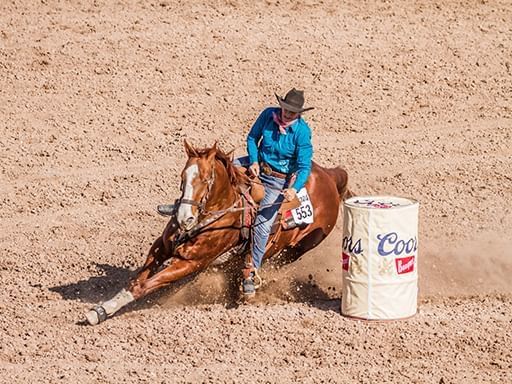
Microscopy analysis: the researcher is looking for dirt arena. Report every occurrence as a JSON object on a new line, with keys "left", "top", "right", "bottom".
{"left": 1, "top": 0, "right": 511, "bottom": 382}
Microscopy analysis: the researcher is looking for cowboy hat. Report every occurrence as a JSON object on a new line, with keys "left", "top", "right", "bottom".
{"left": 275, "top": 88, "right": 314, "bottom": 113}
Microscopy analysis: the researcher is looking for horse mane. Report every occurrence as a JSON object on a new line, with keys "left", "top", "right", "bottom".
{"left": 194, "top": 146, "right": 251, "bottom": 187}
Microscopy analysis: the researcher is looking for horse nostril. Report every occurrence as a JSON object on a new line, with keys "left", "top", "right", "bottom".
{"left": 186, "top": 217, "right": 195, "bottom": 226}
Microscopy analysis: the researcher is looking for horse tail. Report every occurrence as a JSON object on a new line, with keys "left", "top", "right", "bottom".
{"left": 324, "top": 166, "right": 353, "bottom": 201}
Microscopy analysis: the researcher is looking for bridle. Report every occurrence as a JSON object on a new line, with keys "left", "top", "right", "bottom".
{"left": 174, "top": 162, "right": 244, "bottom": 244}
{"left": 178, "top": 164, "right": 286, "bottom": 218}
{"left": 179, "top": 167, "right": 215, "bottom": 217}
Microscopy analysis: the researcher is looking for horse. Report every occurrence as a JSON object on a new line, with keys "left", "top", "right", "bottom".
{"left": 85, "top": 140, "right": 352, "bottom": 325}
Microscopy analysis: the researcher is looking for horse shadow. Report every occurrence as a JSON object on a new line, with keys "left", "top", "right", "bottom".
{"left": 49, "top": 263, "right": 136, "bottom": 304}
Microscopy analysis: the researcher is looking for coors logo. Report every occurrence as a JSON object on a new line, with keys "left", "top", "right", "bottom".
{"left": 342, "top": 252, "right": 350, "bottom": 271}
{"left": 395, "top": 256, "right": 415, "bottom": 274}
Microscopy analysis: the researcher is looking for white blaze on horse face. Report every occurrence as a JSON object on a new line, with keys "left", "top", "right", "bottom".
{"left": 178, "top": 163, "right": 199, "bottom": 228}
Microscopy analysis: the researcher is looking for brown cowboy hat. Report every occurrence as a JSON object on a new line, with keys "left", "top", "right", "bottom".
{"left": 275, "top": 88, "right": 314, "bottom": 113}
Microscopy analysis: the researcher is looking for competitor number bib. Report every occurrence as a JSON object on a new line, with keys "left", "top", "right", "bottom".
{"left": 290, "top": 188, "right": 314, "bottom": 225}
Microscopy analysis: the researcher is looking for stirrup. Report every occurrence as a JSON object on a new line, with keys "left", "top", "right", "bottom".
{"left": 253, "top": 269, "right": 263, "bottom": 290}
{"left": 242, "top": 276, "right": 256, "bottom": 297}
{"left": 157, "top": 204, "right": 175, "bottom": 217}
{"left": 241, "top": 269, "right": 262, "bottom": 297}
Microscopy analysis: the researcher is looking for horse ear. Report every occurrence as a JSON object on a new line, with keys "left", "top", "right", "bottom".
{"left": 226, "top": 149, "right": 235, "bottom": 162}
{"left": 206, "top": 144, "right": 217, "bottom": 162}
{"left": 184, "top": 139, "right": 198, "bottom": 157}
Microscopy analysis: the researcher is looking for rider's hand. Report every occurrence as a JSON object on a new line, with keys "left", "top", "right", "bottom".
{"left": 282, "top": 188, "right": 297, "bottom": 202}
{"left": 249, "top": 162, "right": 260, "bottom": 177}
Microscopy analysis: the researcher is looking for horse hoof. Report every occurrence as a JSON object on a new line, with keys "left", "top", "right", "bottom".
{"left": 85, "top": 305, "right": 107, "bottom": 325}
{"left": 85, "top": 310, "right": 99, "bottom": 325}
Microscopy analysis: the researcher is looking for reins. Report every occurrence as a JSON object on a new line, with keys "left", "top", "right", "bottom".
{"left": 175, "top": 183, "right": 284, "bottom": 244}
{"left": 174, "top": 157, "right": 287, "bottom": 244}
{"left": 206, "top": 200, "right": 283, "bottom": 216}
{"left": 175, "top": 188, "right": 247, "bottom": 243}
{"left": 199, "top": 175, "right": 289, "bottom": 216}
{"left": 179, "top": 169, "right": 284, "bottom": 217}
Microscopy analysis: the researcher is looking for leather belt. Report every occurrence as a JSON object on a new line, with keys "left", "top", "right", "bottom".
{"left": 260, "top": 162, "right": 288, "bottom": 179}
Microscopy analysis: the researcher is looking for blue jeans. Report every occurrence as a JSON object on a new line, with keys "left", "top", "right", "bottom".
{"left": 234, "top": 156, "right": 288, "bottom": 269}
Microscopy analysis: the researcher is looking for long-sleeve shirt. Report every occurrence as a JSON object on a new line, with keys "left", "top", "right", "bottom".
{"left": 247, "top": 107, "right": 313, "bottom": 191}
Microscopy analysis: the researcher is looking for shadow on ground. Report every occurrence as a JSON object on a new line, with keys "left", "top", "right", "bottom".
{"left": 49, "top": 263, "right": 135, "bottom": 304}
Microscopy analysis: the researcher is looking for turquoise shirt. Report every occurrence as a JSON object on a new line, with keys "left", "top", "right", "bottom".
{"left": 247, "top": 107, "right": 313, "bottom": 191}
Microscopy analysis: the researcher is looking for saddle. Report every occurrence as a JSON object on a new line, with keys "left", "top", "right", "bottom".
{"left": 238, "top": 166, "right": 300, "bottom": 208}
{"left": 238, "top": 167, "right": 301, "bottom": 240}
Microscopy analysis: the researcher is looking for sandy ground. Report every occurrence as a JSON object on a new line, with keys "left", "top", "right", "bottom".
{"left": 1, "top": 0, "right": 512, "bottom": 382}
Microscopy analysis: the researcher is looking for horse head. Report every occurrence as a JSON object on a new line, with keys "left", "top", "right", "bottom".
{"left": 176, "top": 140, "right": 219, "bottom": 230}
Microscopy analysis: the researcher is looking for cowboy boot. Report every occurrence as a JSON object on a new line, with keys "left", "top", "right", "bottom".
{"left": 242, "top": 266, "right": 256, "bottom": 297}
{"left": 157, "top": 204, "right": 175, "bottom": 216}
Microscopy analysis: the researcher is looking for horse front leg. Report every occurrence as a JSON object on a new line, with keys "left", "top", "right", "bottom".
{"left": 129, "top": 257, "right": 206, "bottom": 299}
{"left": 84, "top": 236, "right": 170, "bottom": 325}
{"left": 87, "top": 258, "right": 206, "bottom": 324}
{"left": 131, "top": 236, "right": 168, "bottom": 285}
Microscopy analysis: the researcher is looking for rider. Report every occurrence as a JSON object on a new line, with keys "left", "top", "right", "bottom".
{"left": 236, "top": 88, "right": 314, "bottom": 296}
{"left": 156, "top": 88, "right": 314, "bottom": 297}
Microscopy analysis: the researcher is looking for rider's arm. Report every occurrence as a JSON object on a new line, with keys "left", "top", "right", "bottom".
{"left": 292, "top": 124, "right": 313, "bottom": 191}
{"left": 247, "top": 108, "right": 271, "bottom": 164}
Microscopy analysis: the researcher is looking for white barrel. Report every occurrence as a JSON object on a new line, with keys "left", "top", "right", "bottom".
{"left": 341, "top": 196, "right": 419, "bottom": 320}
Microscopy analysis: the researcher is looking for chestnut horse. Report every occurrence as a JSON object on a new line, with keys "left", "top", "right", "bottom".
{"left": 85, "top": 141, "right": 351, "bottom": 325}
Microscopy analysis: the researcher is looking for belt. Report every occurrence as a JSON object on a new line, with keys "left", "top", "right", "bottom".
{"left": 260, "top": 162, "right": 288, "bottom": 179}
